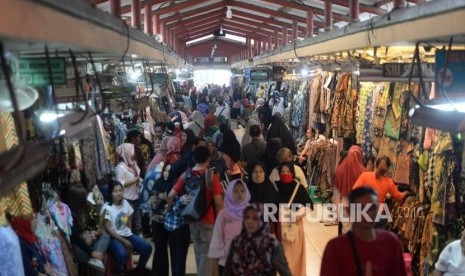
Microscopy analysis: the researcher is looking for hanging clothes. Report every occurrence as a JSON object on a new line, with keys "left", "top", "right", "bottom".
{"left": 0, "top": 225, "right": 25, "bottom": 276}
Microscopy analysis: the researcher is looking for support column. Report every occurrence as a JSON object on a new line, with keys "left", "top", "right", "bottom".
{"left": 394, "top": 0, "right": 406, "bottom": 9}
{"left": 144, "top": 2, "right": 153, "bottom": 35}
{"left": 325, "top": 0, "right": 333, "bottom": 32}
{"left": 274, "top": 30, "right": 279, "bottom": 49}
{"left": 282, "top": 26, "right": 288, "bottom": 45}
{"left": 110, "top": 0, "right": 121, "bottom": 17}
{"left": 306, "top": 10, "right": 314, "bottom": 37}
{"left": 350, "top": 0, "right": 359, "bottom": 22}
{"left": 153, "top": 13, "right": 160, "bottom": 34}
{"left": 131, "top": 0, "right": 140, "bottom": 28}
{"left": 292, "top": 20, "right": 298, "bottom": 40}
{"left": 268, "top": 35, "right": 273, "bottom": 50}
{"left": 160, "top": 23, "right": 165, "bottom": 43}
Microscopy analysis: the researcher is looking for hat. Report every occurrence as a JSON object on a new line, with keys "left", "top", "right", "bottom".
{"left": 204, "top": 114, "right": 218, "bottom": 127}
{"left": 0, "top": 80, "right": 39, "bottom": 112}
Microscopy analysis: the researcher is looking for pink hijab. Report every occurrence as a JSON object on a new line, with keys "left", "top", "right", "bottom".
{"left": 116, "top": 143, "right": 140, "bottom": 176}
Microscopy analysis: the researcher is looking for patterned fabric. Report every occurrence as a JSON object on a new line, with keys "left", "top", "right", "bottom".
{"left": 378, "top": 136, "right": 399, "bottom": 170}
{"left": 342, "top": 75, "right": 357, "bottom": 138}
{"left": 0, "top": 112, "right": 33, "bottom": 226}
{"left": 330, "top": 73, "right": 350, "bottom": 135}
{"left": 384, "top": 83, "right": 403, "bottom": 140}
{"left": 164, "top": 196, "right": 186, "bottom": 231}
{"left": 371, "top": 83, "right": 389, "bottom": 152}
{"left": 95, "top": 116, "right": 111, "bottom": 180}
{"left": 356, "top": 83, "right": 373, "bottom": 144}
{"left": 80, "top": 121, "right": 98, "bottom": 189}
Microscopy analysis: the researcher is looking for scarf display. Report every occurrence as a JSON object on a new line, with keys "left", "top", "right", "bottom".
{"left": 224, "top": 179, "right": 251, "bottom": 221}
{"left": 229, "top": 203, "right": 279, "bottom": 275}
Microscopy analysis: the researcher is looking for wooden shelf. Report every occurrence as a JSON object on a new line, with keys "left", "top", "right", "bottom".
{"left": 0, "top": 0, "right": 184, "bottom": 66}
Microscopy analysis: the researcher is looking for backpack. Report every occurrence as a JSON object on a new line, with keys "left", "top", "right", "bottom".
{"left": 181, "top": 169, "right": 214, "bottom": 221}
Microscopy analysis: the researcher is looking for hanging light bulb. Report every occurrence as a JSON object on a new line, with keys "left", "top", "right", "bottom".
{"left": 226, "top": 6, "right": 233, "bottom": 19}
{"left": 219, "top": 25, "right": 224, "bottom": 35}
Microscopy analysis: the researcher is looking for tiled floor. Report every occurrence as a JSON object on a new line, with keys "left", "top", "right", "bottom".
{"left": 141, "top": 203, "right": 337, "bottom": 276}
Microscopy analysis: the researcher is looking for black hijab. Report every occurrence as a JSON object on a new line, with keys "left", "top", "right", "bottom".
{"left": 275, "top": 161, "right": 312, "bottom": 208}
{"left": 267, "top": 114, "right": 296, "bottom": 154}
{"left": 247, "top": 162, "right": 280, "bottom": 205}
{"left": 219, "top": 126, "right": 241, "bottom": 163}
{"left": 260, "top": 138, "right": 282, "bottom": 174}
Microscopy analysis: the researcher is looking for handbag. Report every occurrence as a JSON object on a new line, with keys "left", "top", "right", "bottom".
{"left": 281, "top": 182, "right": 300, "bottom": 242}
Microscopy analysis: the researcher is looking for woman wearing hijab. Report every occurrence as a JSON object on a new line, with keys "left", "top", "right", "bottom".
{"left": 260, "top": 138, "right": 282, "bottom": 174}
{"left": 240, "top": 109, "right": 262, "bottom": 148}
{"left": 196, "top": 95, "right": 210, "bottom": 117}
{"left": 333, "top": 145, "right": 366, "bottom": 233}
{"left": 223, "top": 203, "right": 292, "bottom": 276}
{"left": 115, "top": 143, "right": 143, "bottom": 235}
{"left": 208, "top": 179, "right": 251, "bottom": 276}
{"left": 276, "top": 161, "right": 312, "bottom": 276}
{"left": 183, "top": 111, "right": 204, "bottom": 137}
{"left": 257, "top": 105, "right": 273, "bottom": 138}
{"left": 247, "top": 162, "right": 282, "bottom": 241}
{"left": 218, "top": 125, "right": 242, "bottom": 179}
{"left": 267, "top": 114, "right": 296, "bottom": 154}
{"left": 190, "top": 88, "right": 198, "bottom": 111}
{"left": 147, "top": 122, "right": 181, "bottom": 171}
{"left": 202, "top": 113, "right": 221, "bottom": 144}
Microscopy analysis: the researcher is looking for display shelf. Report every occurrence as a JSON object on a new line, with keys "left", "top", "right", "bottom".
{"left": 0, "top": 0, "right": 184, "bottom": 66}
{"left": 232, "top": 0, "right": 465, "bottom": 67}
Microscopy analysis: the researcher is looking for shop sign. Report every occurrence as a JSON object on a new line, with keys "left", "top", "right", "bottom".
{"left": 382, "top": 63, "right": 435, "bottom": 78}
{"left": 250, "top": 68, "right": 269, "bottom": 82}
{"left": 435, "top": 50, "right": 465, "bottom": 95}
{"left": 18, "top": 58, "right": 66, "bottom": 86}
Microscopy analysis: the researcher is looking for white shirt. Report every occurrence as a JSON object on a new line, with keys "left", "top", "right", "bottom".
{"left": 435, "top": 240, "right": 465, "bottom": 275}
{"left": 102, "top": 199, "right": 134, "bottom": 237}
{"left": 114, "top": 162, "right": 140, "bottom": 201}
{"left": 269, "top": 165, "right": 308, "bottom": 188}
{"left": 269, "top": 97, "right": 285, "bottom": 116}
{"left": 215, "top": 104, "right": 231, "bottom": 120}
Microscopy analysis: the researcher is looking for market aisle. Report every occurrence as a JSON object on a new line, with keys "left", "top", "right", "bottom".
{"left": 304, "top": 203, "right": 338, "bottom": 276}
{"left": 143, "top": 203, "right": 337, "bottom": 276}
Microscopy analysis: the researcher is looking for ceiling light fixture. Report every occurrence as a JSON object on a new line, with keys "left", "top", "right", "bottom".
{"left": 226, "top": 6, "right": 233, "bottom": 19}
{"left": 219, "top": 25, "right": 224, "bottom": 35}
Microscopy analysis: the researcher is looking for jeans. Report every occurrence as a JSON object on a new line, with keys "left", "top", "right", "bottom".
{"left": 152, "top": 222, "right": 190, "bottom": 276}
{"left": 72, "top": 233, "right": 110, "bottom": 263}
{"left": 127, "top": 199, "right": 142, "bottom": 235}
{"left": 189, "top": 222, "right": 213, "bottom": 275}
{"left": 167, "top": 224, "right": 190, "bottom": 276}
{"left": 108, "top": 235, "right": 152, "bottom": 274}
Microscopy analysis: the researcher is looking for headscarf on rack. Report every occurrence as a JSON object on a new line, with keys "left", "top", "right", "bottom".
{"left": 333, "top": 145, "right": 366, "bottom": 197}
{"left": 224, "top": 179, "right": 251, "bottom": 221}
{"left": 267, "top": 114, "right": 296, "bottom": 154}
{"left": 227, "top": 203, "right": 280, "bottom": 275}
{"left": 115, "top": 143, "right": 141, "bottom": 177}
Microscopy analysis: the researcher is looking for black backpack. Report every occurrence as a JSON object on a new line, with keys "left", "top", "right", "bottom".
{"left": 180, "top": 169, "right": 214, "bottom": 221}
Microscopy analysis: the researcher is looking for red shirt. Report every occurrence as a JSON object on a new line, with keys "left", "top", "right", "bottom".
{"left": 320, "top": 230, "right": 407, "bottom": 276}
{"left": 173, "top": 169, "right": 223, "bottom": 225}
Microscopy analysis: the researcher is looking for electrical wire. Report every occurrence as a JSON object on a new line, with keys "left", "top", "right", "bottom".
{"left": 437, "top": 37, "right": 458, "bottom": 111}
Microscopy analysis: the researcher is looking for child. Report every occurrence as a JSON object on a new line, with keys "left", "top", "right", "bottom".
{"left": 102, "top": 181, "right": 152, "bottom": 274}
{"left": 208, "top": 179, "right": 251, "bottom": 276}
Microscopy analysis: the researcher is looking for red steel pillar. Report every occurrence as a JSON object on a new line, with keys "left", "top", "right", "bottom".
{"left": 306, "top": 10, "right": 314, "bottom": 37}
{"left": 110, "top": 0, "right": 121, "bottom": 17}
{"left": 144, "top": 2, "right": 153, "bottom": 35}
{"left": 350, "top": 0, "right": 360, "bottom": 22}
{"left": 325, "top": 0, "right": 332, "bottom": 32}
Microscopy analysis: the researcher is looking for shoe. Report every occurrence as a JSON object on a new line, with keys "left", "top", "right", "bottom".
{"left": 88, "top": 258, "right": 104, "bottom": 272}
